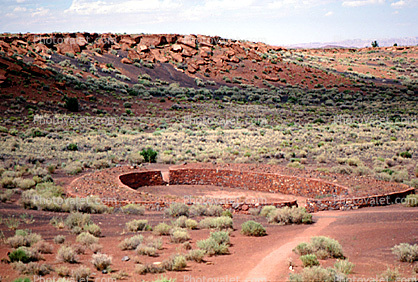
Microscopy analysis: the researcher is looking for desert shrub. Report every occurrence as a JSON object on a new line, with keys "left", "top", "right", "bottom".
{"left": 334, "top": 259, "right": 355, "bottom": 274}
{"left": 140, "top": 148, "right": 158, "bottom": 163}
{"left": 119, "top": 234, "right": 144, "bottom": 250}
{"left": 268, "top": 206, "right": 312, "bottom": 225}
{"left": 54, "top": 235, "right": 65, "bottom": 244}
{"left": 165, "top": 203, "right": 189, "bottom": 217}
{"left": 154, "top": 223, "right": 172, "bottom": 235}
{"left": 83, "top": 223, "right": 101, "bottom": 237}
{"left": 12, "top": 278, "right": 31, "bottom": 282}
{"left": 170, "top": 229, "right": 190, "bottom": 243}
{"left": 121, "top": 203, "right": 145, "bottom": 215}
{"left": 381, "top": 267, "right": 400, "bottom": 282}
{"left": 89, "top": 243, "right": 103, "bottom": 253}
{"left": 56, "top": 265, "right": 71, "bottom": 277}
{"left": 403, "top": 194, "right": 418, "bottom": 207}
{"left": 73, "top": 244, "right": 86, "bottom": 254}
{"left": 185, "top": 219, "right": 198, "bottom": 229}
{"left": 91, "top": 253, "right": 112, "bottom": 271}
{"left": 206, "top": 205, "right": 223, "bottom": 216}
{"left": 50, "top": 217, "right": 65, "bottom": 229}
{"left": 1, "top": 176, "right": 16, "bottom": 188}
{"left": 189, "top": 204, "right": 207, "bottom": 217}
{"left": 72, "top": 266, "right": 91, "bottom": 282}
{"left": 199, "top": 216, "right": 233, "bottom": 230}
{"left": 7, "top": 230, "right": 42, "bottom": 248}
{"left": 289, "top": 266, "right": 334, "bottom": 282}
{"left": 391, "top": 243, "right": 418, "bottom": 262}
{"left": 197, "top": 237, "right": 229, "bottom": 256}
{"left": 76, "top": 232, "right": 98, "bottom": 246}
{"left": 400, "top": 151, "right": 412, "bottom": 158}
{"left": 0, "top": 189, "right": 14, "bottom": 202}
{"left": 294, "top": 236, "right": 344, "bottom": 259}
{"left": 32, "top": 241, "right": 53, "bottom": 254}
{"left": 135, "top": 263, "right": 165, "bottom": 274}
{"left": 186, "top": 249, "right": 206, "bottom": 263}
{"left": 136, "top": 245, "right": 158, "bottom": 257}
{"left": 241, "top": 220, "right": 267, "bottom": 237}
{"left": 125, "top": 219, "right": 152, "bottom": 232}
{"left": 12, "top": 261, "right": 53, "bottom": 276}
{"left": 210, "top": 231, "right": 230, "bottom": 245}
{"left": 173, "top": 215, "right": 188, "bottom": 228}
{"left": 14, "top": 178, "right": 36, "bottom": 190}
{"left": 162, "top": 254, "right": 187, "bottom": 271}
{"left": 221, "top": 209, "right": 233, "bottom": 218}
{"left": 57, "top": 246, "right": 78, "bottom": 263}
{"left": 260, "top": 205, "right": 277, "bottom": 217}
{"left": 300, "top": 254, "right": 320, "bottom": 267}
{"left": 127, "top": 152, "right": 145, "bottom": 164}
{"left": 9, "top": 248, "right": 31, "bottom": 263}
{"left": 143, "top": 236, "right": 163, "bottom": 250}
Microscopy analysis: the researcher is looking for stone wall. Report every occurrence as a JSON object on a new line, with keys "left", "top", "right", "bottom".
{"left": 169, "top": 168, "right": 348, "bottom": 198}
{"left": 306, "top": 187, "right": 415, "bottom": 212}
{"left": 119, "top": 170, "right": 166, "bottom": 189}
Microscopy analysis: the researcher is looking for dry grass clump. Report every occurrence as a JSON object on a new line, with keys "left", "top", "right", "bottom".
{"left": 391, "top": 243, "right": 418, "bottom": 262}
{"left": 125, "top": 219, "right": 152, "bottom": 232}
{"left": 56, "top": 246, "right": 78, "bottom": 263}
{"left": 91, "top": 253, "right": 112, "bottom": 271}
{"left": 241, "top": 220, "right": 267, "bottom": 237}
{"left": 119, "top": 234, "right": 144, "bottom": 250}
{"left": 198, "top": 216, "right": 233, "bottom": 230}
{"left": 121, "top": 203, "right": 145, "bottom": 215}
{"left": 7, "top": 230, "right": 42, "bottom": 248}
{"left": 153, "top": 222, "right": 172, "bottom": 235}
{"left": 76, "top": 232, "right": 99, "bottom": 246}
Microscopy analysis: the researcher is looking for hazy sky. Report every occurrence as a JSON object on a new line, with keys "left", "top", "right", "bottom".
{"left": 0, "top": 0, "right": 417, "bottom": 45}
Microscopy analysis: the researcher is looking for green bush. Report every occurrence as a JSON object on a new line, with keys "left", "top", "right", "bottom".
{"left": 268, "top": 206, "right": 312, "bottom": 225}
{"left": 300, "top": 254, "right": 320, "bottom": 267}
{"left": 391, "top": 243, "right": 418, "bottom": 262}
{"left": 241, "top": 220, "right": 267, "bottom": 237}
{"left": 294, "top": 236, "right": 344, "bottom": 259}
{"left": 9, "top": 248, "right": 30, "bottom": 263}
{"left": 121, "top": 203, "right": 145, "bottom": 215}
{"left": 140, "top": 148, "right": 158, "bottom": 163}
{"left": 165, "top": 203, "right": 189, "bottom": 217}
{"left": 125, "top": 219, "right": 152, "bottom": 232}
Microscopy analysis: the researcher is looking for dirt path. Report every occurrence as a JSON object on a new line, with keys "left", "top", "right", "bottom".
{"left": 244, "top": 215, "right": 338, "bottom": 281}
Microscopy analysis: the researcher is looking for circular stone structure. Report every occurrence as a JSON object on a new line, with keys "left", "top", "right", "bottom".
{"left": 67, "top": 163, "right": 415, "bottom": 213}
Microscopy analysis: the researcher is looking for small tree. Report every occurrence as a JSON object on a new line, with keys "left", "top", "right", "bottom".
{"left": 140, "top": 148, "right": 158, "bottom": 163}
{"left": 371, "top": 41, "right": 379, "bottom": 48}
{"left": 393, "top": 43, "right": 398, "bottom": 47}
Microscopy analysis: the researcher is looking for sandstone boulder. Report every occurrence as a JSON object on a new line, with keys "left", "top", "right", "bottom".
{"left": 178, "top": 35, "right": 197, "bottom": 49}
{"left": 140, "top": 34, "right": 167, "bottom": 47}
{"left": 171, "top": 44, "right": 182, "bottom": 52}
{"left": 121, "top": 58, "right": 133, "bottom": 64}
{"left": 151, "top": 49, "right": 168, "bottom": 63}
